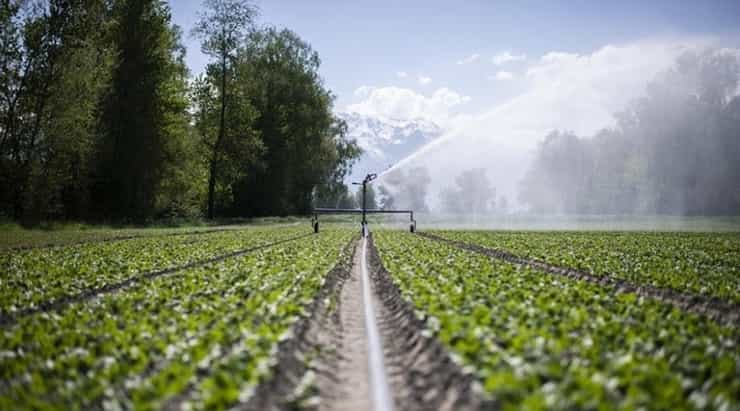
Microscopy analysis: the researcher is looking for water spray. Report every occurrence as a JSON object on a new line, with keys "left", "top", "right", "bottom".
{"left": 311, "top": 172, "right": 417, "bottom": 236}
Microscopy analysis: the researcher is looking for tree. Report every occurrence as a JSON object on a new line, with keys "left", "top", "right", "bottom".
{"left": 355, "top": 184, "right": 377, "bottom": 210}
{"left": 191, "top": 66, "right": 261, "bottom": 217}
{"left": 32, "top": 0, "right": 113, "bottom": 221}
{"left": 439, "top": 168, "right": 496, "bottom": 216}
{"left": 192, "top": 0, "right": 258, "bottom": 219}
{"left": 379, "top": 166, "right": 431, "bottom": 212}
{"left": 377, "top": 184, "right": 395, "bottom": 210}
{"left": 94, "top": 0, "right": 192, "bottom": 221}
{"left": 313, "top": 183, "right": 356, "bottom": 209}
{"left": 519, "top": 49, "right": 740, "bottom": 215}
{"left": 0, "top": 0, "right": 112, "bottom": 223}
{"left": 232, "top": 28, "right": 360, "bottom": 216}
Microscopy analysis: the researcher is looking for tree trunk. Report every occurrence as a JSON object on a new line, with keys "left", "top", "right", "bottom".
{"left": 208, "top": 49, "right": 228, "bottom": 219}
{"left": 207, "top": 154, "right": 217, "bottom": 219}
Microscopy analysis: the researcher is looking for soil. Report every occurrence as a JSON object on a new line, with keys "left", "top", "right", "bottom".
{"left": 245, "top": 234, "right": 488, "bottom": 410}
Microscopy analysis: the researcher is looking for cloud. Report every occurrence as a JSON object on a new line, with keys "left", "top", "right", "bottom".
{"left": 353, "top": 85, "right": 373, "bottom": 99}
{"left": 492, "top": 51, "right": 527, "bottom": 66}
{"left": 381, "top": 38, "right": 715, "bottom": 209}
{"left": 396, "top": 71, "right": 408, "bottom": 78}
{"left": 418, "top": 75, "right": 432, "bottom": 85}
{"left": 345, "top": 86, "right": 471, "bottom": 128}
{"left": 456, "top": 53, "right": 480, "bottom": 65}
{"left": 492, "top": 71, "right": 514, "bottom": 81}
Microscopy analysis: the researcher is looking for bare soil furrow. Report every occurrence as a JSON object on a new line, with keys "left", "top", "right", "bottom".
{"left": 245, "top": 233, "right": 487, "bottom": 411}
{"left": 239, "top": 236, "right": 357, "bottom": 411}
{"left": 368, "top": 235, "right": 490, "bottom": 411}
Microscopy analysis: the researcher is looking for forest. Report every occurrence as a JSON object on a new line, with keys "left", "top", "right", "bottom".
{"left": 519, "top": 50, "right": 740, "bottom": 216}
{"left": 374, "top": 50, "right": 740, "bottom": 218}
{"left": 0, "top": 0, "right": 360, "bottom": 224}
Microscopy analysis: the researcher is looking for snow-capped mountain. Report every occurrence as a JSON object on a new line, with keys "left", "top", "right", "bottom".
{"left": 338, "top": 112, "right": 443, "bottom": 183}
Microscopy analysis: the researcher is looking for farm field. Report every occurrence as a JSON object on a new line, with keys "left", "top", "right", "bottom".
{"left": 0, "top": 224, "right": 738, "bottom": 410}
{"left": 373, "top": 230, "right": 740, "bottom": 410}
{"left": 428, "top": 230, "right": 740, "bottom": 302}
{"left": 0, "top": 224, "right": 355, "bottom": 410}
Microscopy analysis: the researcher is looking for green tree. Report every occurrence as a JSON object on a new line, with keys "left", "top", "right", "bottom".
{"left": 0, "top": 0, "right": 112, "bottom": 223}
{"left": 440, "top": 168, "right": 495, "bottom": 215}
{"left": 191, "top": 66, "right": 261, "bottom": 217}
{"left": 94, "top": 0, "right": 192, "bottom": 221}
{"left": 192, "top": 0, "right": 258, "bottom": 219}
{"left": 233, "top": 27, "right": 361, "bottom": 216}
{"left": 519, "top": 50, "right": 740, "bottom": 215}
{"left": 355, "top": 184, "right": 377, "bottom": 210}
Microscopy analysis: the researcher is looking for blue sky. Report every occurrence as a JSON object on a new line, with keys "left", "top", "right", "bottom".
{"left": 172, "top": 0, "right": 740, "bottom": 111}
{"left": 172, "top": 1, "right": 740, "bottom": 205}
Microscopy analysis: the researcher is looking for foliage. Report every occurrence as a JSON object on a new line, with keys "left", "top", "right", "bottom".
{"left": 520, "top": 50, "right": 740, "bottom": 215}
{"left": 433, "top": 230, "right": 740, "bottom": 302}
{"left": 93, "top": 0, "right": 197, "bottom": 221}
{"left": 355, "top": 183, "right": 377, "bottom": 209}
{"left": 439, "top": 168, "right": 496, "bottom": 214}
{"left": 191, "top": 0, "right": 259, "bottom": 219}
{"left": 0, "top": 0, "right": 113, "bottom": 223}
{"left": 0, "top": 0, "right": 359, "bottom": 224}
{"left": 0, "top": 225, "right": 309, "bottom": 312}
{"left": 314, "top": 182, "right": 357, "bottom": 209}
{"left": 0, "top": 225, "right": 354, "bottom": 409}
{"left": 377, "top": 166, "right": 431, "bottom": 212}
{"left": 229, "top": 27, "right": 360, "bottom": 217}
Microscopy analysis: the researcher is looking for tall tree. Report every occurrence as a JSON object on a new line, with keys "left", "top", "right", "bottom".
{"left": 378, "top": 166, "right": 431, "bottom": 212}
{"left": 0, "top": 0, "right": 111, "bottom": 222}
{"left": 94, "top": 0, "right": 192, "bottom": 221}
{"left": 232, "top": 27, "right": 360, "bottom": 216}
{"left": 519, "top": 49, "right": 740, "bottom": 215}
{"left": 439, "top": 168, "right": 495, "bottom": 215}
{"left": 192, "top": 0, "right": 258, "bottom": 219}
{"left": 356, "top": 184, "right": 377, "bottom": 210}
{"left": 190, "top": 65, "right": 261, "bottom": 217}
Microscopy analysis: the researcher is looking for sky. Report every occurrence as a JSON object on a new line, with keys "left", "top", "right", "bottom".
{"left": 172, "top": 0, "right": 740, "bottom": 111}
{"left": 171, "top": 0, "right": 740, "bottom": 207}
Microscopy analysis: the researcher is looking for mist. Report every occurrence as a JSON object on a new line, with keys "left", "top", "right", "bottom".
{"left": 374, "top": 41, "right": 740, "bottom": 223}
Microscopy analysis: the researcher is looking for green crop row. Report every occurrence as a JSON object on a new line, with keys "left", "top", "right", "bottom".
{"left": 0, "top": 227, "right": 353, "bottom": 410}
{"left": 374, "top": 230, "right": 739, "bottom": 411}
{"left": 431, "top": 230, "right": 740, "bottom": 303}
{"left": 0, "top": 225, "right": 252, "bottom": 251}
{"left": 0, "top": 225, "right": 309, "bottom": 315}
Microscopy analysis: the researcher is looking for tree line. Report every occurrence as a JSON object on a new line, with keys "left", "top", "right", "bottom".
{"left": 0, "top": 0, "right": 360, "bottom": 224}
{"left": 519, "top": 50, "right": 740, "bottom": 215}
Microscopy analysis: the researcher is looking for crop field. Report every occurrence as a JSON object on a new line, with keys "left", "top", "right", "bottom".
{"left": 373, "top": 230, "right": 739, "bottom": 410}
{"left": 0, "top": 224, "right": 738, "bottom": 410}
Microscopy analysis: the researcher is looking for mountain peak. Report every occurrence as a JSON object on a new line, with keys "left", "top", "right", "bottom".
{"left": 337, "top": 111, "right": 443, "bottom": 183}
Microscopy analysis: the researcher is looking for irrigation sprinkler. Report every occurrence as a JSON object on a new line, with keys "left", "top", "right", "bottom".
{"left": 311, "top": 173, "right": 417, "bottom": 236}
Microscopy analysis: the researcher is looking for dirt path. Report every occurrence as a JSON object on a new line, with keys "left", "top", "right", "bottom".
{"left": 323, "top": 237, "right": 379, "bottom": 410}
{"left": 247, "top": 234, "right": 486, "bottom": 410}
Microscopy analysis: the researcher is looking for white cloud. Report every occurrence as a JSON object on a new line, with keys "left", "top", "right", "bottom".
{"left": 418, "top": 75, "right": 432, "bottom": 85}
{"left": 381, "top": 38, "right": 716, "bottom": 209}
{"left": 456, "top": 53, "right": 480, "bottom": 65}
{"left": 493, "top": 51, "right": 527, "bottom": 66}
{"left": 353, "top": 85, "right": 373, "bottom": 99}
{"left": 492, "top": 71, "right": 514, "bottom": 81}
{"left": 345, "top": 86, "right": 471, "bottom": 128}
{"left": 396, "top": 71, "right": 408, "bottom": 78}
